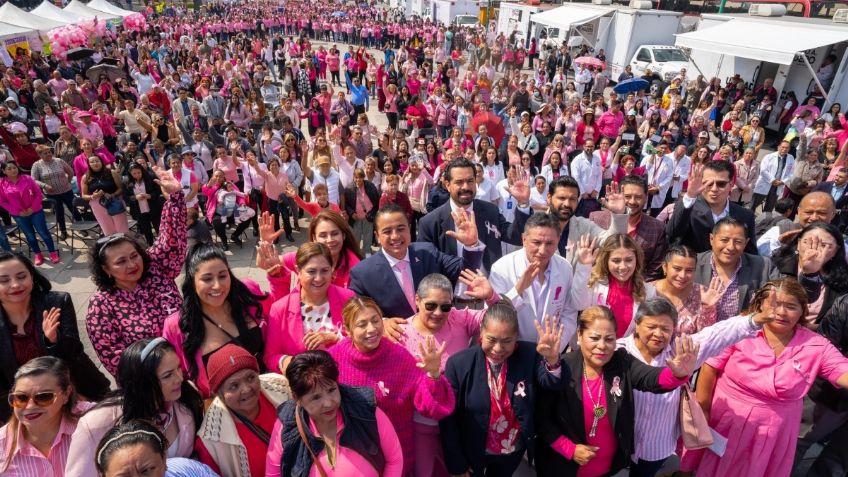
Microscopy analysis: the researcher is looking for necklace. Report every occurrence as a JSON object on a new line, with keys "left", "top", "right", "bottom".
{"left": 583, "top": 365, "right": 606, "bottom": 438}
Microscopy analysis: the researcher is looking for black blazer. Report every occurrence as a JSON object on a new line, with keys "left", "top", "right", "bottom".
{"left": 349, "top": 242, "right": 483, "bottom": 319}
{"left": 343, "top": 181, "right": 380, "bottom": 223}
{"left": 667, "top": 195, "right": 757, "bottom": 255}
{"left": 0, "top": 291, "right": 110, "bottom": 421}
{"left": 417, "top": 199, "right": 530, "bottom": 272}
{"left": 535, "top": 349, "right": 673, "bottom": 477}
{"left": 440, "top": 342, "right": 566, "bottom": 475}
{"left": 124, "top": 173, "right": 164, "bottom": 220}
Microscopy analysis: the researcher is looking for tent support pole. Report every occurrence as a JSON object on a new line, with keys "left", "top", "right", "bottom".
{"left": 799, "top": 53, "right": 831, "bottom": 108}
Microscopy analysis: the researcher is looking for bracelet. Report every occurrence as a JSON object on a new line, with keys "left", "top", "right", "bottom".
{"left": 748, "top": 314, "right": 764, "bottom": 331}
{"left": 545, "top": 360, "right": 562, "bottom": 371}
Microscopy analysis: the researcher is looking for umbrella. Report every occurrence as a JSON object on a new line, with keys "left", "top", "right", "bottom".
{"left": 574, "top": 56, "right": 606, "bottom": 70}
{"left": 66, "top": 47, "right": 95, "bottom": 61}
{"left": 613, "top": 77, "right": 649, "bottom": 94}
{"left": 86, "top": 64, "right": 126, "bottom": 83}
{"left": 331, "top": 10, "right": 347, "bottom": 16}
{"left": 469, "top": 111, "right": 505, "bottom": 148}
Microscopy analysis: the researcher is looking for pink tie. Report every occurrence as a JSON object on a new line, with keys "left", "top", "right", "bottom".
{"left": 395, "top": 260, "right": 416, "bottom": 310}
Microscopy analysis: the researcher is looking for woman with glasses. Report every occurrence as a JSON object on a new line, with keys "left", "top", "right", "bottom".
{"left": 84, "top": 168, "right": 185, "bottom": 376}
{"left": 740, "top": 115, "right": 766, "bottom": 155}
{"left": 65, "top": 337, "right": 204, "bottom": 477}
{"left": 0, "top": 161, "right": 59, "bottom": 265}
{"left": 0, "top": 357, "right": 91, "bottom": 476}
{"left": 0, "top": 252, "right": 108, "bottom": 422}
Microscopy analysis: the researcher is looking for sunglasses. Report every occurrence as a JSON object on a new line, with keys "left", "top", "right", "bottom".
{"left": 707, "top": 180, "right": 730, "bottom": 188}
{"left": 423, "top": 302, "right": 452, "bottom": 313}
{"left": 8, "top": 391, "right": 59, "bottom": 408}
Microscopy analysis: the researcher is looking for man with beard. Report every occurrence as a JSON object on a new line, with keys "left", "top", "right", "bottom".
{"left": 547, "top": 175, "right": 628, "bottom": 266}
{"left": 590, "top": 174, "right": 668, "bottom": 280}
{"left": 417, "top": 158, "right": 531, "bottom": 275}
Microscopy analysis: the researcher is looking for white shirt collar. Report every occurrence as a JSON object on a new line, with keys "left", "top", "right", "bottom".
{"left": 382, "top": 248, "right": 410, "bottom": 268}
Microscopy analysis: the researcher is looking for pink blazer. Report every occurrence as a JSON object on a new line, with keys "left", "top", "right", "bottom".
{"left": 162, "top": 279, "right": 271, "bottom": 398}
{"left": 267, "top": 248, "right": 361, "bottom": 301}
{"left": 263, "top": 284, "right": 355, "bottom": 372}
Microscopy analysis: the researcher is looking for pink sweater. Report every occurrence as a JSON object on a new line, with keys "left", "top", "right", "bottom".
{"left": 263, "top": 284, "right": 355, "bottom": 372}
{"left": 162, "top": 279, "right": 272, "bottom": 398}
{"left": 328, "top": 338, "right": 455, "bottom": 475}
{"left": 0, "top": 175, "right": 42, "bottom": 216}
{"left": 264, "top": 407, "right": 403, "bottom": 477}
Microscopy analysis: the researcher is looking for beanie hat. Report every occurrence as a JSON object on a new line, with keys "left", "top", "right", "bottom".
{"left": 206, "top": 344, "right": 259, "bottom": 393}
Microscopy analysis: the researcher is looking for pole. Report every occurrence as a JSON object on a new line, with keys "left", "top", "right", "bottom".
{"left": 718, "top": 0, "right": 726, "bottom": 13}
{"left": 800, "top": 53, "right": 830, "bottom": 107}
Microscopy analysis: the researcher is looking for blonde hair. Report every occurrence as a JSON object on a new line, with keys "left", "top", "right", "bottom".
{"left": 577, "top": 305, "right": 617, "bottom": 334}
{"left": 589, "top": 234, "right": 647, "bottom": 302}
{"left": 341, "top": 296, "right": 383, "bottom": 332}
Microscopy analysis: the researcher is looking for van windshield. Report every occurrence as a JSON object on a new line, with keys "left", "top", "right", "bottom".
{"left": 653, "top": 49, "right": 688, "bottom": 62}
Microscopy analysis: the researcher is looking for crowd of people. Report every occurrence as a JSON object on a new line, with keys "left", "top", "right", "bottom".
{"left": 0, "top": 0, "right": 847, "bottom": 476}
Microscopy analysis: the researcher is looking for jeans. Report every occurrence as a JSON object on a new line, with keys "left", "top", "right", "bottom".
{"left": 0, "top": 225, "right": 9, "bottom": 251}
{"left": 351, "top": 218, "right": 374, "bottom": 253}
{"left": 14, "top": 210, "right": 55, "bottom": 254}
{"left": 47, "top": 190, "right": 82, "bottom": 233}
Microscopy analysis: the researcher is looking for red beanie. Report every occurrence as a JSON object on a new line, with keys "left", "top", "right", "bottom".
{"left": 206, "top": 344, "right": 260, "bottom": 394}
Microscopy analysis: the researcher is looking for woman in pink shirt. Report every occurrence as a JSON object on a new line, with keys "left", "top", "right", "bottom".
{"left": 535, "top": 305, "right": 697, "bottom": 477}
{"left": 0, "top": 357, "right": 92, "bottom": 476}
{"left": 0, "top": 162, "right": 58, "bottom": 264}
{"left": 265, "top": 350, "right": 404, "bottom": 477}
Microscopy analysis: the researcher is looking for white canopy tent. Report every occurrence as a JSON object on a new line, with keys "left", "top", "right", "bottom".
{"left": 0, "top": 21, "right": 33, "bottom": 39}
{"left": 86, "top": 0, "right": 137, "bottom": 18}
{"left": 63, "top": 0, "right": 120, "bottom": 21}
{"left": 530, "top": 5, "right": 609, "bottom": 31}
{"left": 31, "top": 1, "right": 92, "bottom": 23}
{"left": 674, "top": 19, "right": 848, "bottom": 66}
{"left": 0, "top": 3, "right": 69, "bottom": 32}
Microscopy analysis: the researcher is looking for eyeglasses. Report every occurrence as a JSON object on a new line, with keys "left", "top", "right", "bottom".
{"left": 423, "top": 302, "right": 452, "bottom": 313}
{"left": 8, "top": 391, "right": 58, "bottom": 408}
{"left": 707, "top": 180, "right": 729, "bottom": 189}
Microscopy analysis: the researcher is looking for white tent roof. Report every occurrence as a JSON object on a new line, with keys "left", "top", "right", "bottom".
{"left": 530, "top": 5, "right": 609, "bottom": 30}
{"left": 64, "top": 0, "right": 120, "bottom": 21}
{"left": 31, "top": 1, "right": 91, "bottom": 23}
{"left": 675, "top": 18, "right": 848, "bottom": 65}
{"left": 86, "top": 0, "right": 136, "bottom": 18}
{"left": 0, "top": 21, "right": 33, "bottom": 39}
{"left": 0, "top": 2, "right": 69, "bottom": 32}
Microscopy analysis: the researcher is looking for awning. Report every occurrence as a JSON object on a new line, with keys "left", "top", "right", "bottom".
{"left": 675, "top": 19, "right": 848, "bottom": 65}
{"left": 86, "top": 0, "right": 137, "bottom": 18}
{"left": 530, "top": 5, "right": 608, "bottom": 31}
{"left": 63, "top": 0, "right": 120, "bottom": 20}
{"left": 31, "top": 1, "right": 89, "bottom": 24}
{"left": 0, "top": 2, "right": 69, "bottom": 32}
{"left": 0, "top": 21, "right": 33, "bottom": 39}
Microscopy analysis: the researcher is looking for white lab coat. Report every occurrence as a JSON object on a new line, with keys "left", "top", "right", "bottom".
{"left": 640, "top": 154, "right": 674, "bottom": 209}
{"left": 489, "top": 250, "right": 592, "bottom": 350}
{"left": 667, "top": 153, "right": 691, "bottom": 199}
{"left": 573, "top": 152, "right": 602, "bottom": 197}
{"left": 753, "top": 152, "right": 795, "bottom": 196}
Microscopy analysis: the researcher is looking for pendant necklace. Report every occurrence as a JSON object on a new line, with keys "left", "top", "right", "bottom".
{"left": 584, "top": 365, "right": 606, "bottom": 437}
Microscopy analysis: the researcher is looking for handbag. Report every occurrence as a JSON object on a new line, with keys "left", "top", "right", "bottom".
{"left": 679, "top": 384, "right": 713, "bottom": 449}
{"left": 99, "top": 196, "right": 125, "bottom": 216}
{"left": 295, "top": 405, "right": 330, "bottom": 477}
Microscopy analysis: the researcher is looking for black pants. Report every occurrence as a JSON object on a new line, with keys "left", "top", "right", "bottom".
{"left": 46, "top": 190, "right": 81, "bottom": 233}
{"left": 330, "top": 70, "right": 341, "bottom": 86}
{"left": 752, "top": 186, "right": 779, "bottom": 213}
{"left": 269, "top": 198, "right": 292, "bottom": 238}
{"left": 808, "top": 418, "right": 848, "bottom": 477}
{"left": 353, "top": 103, "right": 366, "bottom": 116}
{"left": 386, "top": 112, "right": 398, "bottom": 130}
{"left": 212, "top": 214, "right": 251, "bottom": 246}
{"left": 136, "top": 211, "right": 155, "bottom": 245}
{"left": 629, "top": 457, "right": 668, "bottom": 477}
{"left": 471, "top": 451, "right": 524, "bottom": 476}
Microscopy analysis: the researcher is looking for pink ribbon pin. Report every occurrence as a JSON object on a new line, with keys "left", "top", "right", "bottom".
{"left": 514, "top": 381, "right": 526, "bottom": 398}
{"left": 611, "top": 376, "right": 622, "bottom": 401}
{"left": 377, "top": 381, "right": 390, "bottom": 397}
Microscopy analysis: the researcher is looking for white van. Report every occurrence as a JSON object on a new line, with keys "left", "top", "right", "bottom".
{"left": 629, "top": 45, "right": 689, "bottom": 81}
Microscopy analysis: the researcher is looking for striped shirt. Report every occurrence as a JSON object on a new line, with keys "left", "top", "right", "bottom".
{"left": 0, "top": 403, "right": 92, "bottom": 476}
{"left": 617, "top": 314, "right": 758, "bottom": 462}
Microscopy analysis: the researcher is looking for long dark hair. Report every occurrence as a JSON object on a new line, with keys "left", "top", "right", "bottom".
{"left": 772, "top": 222, "right": 848, "bottom": 294}
{"left": 179, "top": 243, "right": 266, "bottom": 379}
{"left": 95, "top": 338, "right": 203, "bottom": 433}
{"left": 0, "top": 252, "right": 52, "bottom": 300}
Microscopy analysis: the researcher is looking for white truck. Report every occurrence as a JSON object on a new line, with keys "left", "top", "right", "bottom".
{"left": 627, "top": 45, "right": 691, "bottom": 82}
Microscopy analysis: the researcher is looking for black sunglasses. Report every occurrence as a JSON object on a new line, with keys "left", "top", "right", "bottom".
{"left": 423, "top": 302, "right": 452, "bottom": 313}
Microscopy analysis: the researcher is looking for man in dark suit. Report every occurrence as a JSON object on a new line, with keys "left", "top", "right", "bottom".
{"left": 813, "top": 166, "right": 848, "bottom": 230}
{"left": 590, "top": 174, "right": 667, "bottom": 280}
{"left": 667, "top": 159, "right": 757, "bottom": 254}
{"left": 418, "top": 158, "right": 531, "bottom": 273}
{"left": 349, "top": 204, "right": 485, "bottom": 324}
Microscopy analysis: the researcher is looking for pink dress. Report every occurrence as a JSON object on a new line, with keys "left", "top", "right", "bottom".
{"left": 687, "top": 327, "right": 848, "bottom": 477}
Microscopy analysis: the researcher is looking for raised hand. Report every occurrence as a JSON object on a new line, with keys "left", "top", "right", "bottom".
{"left": 534, "top": 315, "right": 564, "bottom": 366}
{"left": 152, "top": 166, "right": 181, "bottom": 194}
{"left": 445, "top": 208, "right": 479, "bottom": 247}
{"left": 459, "top": 269, "right": 494, "bottom": 301}
{"left": 507, "top": 167, "right": 531, "bottom": 204}
{"left": 255, "top": 240, "right": 281, "bottom": 274}
{"left": 799, "top": 233, "right": 836, "bottom": 274}
{"left": 42, "top": 307, "right": 61, "bottom": 344}
{"left": 416, "top": 335, "right": 446, "bottom": 377}
{"left": 515, "top": 260, "right": 541, "bottom": 296}
{"left": 285, "top": 184, "right": 298, "bottom": 198}
{"left": 258, "top": 211, "right": 285, "bottom": 243}
{"left": 685, "top": 163, "right": 705, "bottom": 199}
{"left": 575, "top": 234, "right": 599, "bottom": 265}
{"left": 666, "top": 334, "right": 701, "bottom": 378}
{"left": 699, "top": 277, "right": 725, "bottom": 309}
{"left": 604, "top": 181, "right": 626, "bottom": 214}
{"left": 753, "top": 289, "right": 778, "bottom": 326}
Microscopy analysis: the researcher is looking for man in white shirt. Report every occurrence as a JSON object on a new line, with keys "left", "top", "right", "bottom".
{"left": 752, "top": 141, "right": 795, "bottom": 213}
{"left": 489, "top": 212, "right": 594, "bottom": 349}
{"left": 571, "top": 139, "right": 602, "bottom": 216}
{"left": 260, "top": 77, "right": 281, "bottom": 108}
{"left": 640, "top": 142, "right": 674, "bottom": 216}
{"left": 336, "top": 145, "right": 365, "bottom": 189}
{"left": 666, "top": 144, "right": 691, "bottom": 205}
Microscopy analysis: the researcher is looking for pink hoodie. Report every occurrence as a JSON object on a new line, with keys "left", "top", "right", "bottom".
{"left": 0, "top": 174, "right": 42, "bottom": 216}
